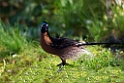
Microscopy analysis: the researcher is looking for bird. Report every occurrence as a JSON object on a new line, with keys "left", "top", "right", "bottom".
{"left": 40, "top": 21, "right": 92, "bottom": 72}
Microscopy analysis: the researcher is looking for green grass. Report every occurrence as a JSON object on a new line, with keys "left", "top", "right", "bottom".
{"left": 0, "top": 24, "right": 124, "bottom": 83}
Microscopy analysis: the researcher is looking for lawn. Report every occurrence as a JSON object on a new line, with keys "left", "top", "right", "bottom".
{"left": 0, "top": 24, "right": 124, "bottom": 83}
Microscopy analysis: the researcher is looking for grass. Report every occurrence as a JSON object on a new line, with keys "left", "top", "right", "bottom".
{"left": 0, "top": 23, "right": 124, "bottom": 83}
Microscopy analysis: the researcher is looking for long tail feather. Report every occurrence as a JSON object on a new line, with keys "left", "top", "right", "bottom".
{"left": 76, "top": 42, "right": 123, "bottom": 46}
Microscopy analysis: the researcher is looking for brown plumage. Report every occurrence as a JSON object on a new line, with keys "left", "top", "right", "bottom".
{"left": 40, "top": 22, "right": 92, "bottom": 72}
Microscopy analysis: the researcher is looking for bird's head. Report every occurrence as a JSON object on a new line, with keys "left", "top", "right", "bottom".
{"left": 41, "top": 21, "right": 49, "bottom": 33}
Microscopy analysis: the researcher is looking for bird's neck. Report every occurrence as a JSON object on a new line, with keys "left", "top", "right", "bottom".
{"left": 40, "top": 32, "right": 52, "bottom": 45}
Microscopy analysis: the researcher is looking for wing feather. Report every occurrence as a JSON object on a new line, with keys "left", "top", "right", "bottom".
{"left": 50, "top": 37, "right": 79, "bottom": 49}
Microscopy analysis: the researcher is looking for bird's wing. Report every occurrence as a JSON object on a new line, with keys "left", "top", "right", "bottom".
{"left": 50, "top": 37, "right": 80, "bottom": 49}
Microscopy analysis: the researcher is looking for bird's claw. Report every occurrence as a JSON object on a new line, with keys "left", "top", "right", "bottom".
{"left": 57, "top": 65, "right": 64, "bottom": 73}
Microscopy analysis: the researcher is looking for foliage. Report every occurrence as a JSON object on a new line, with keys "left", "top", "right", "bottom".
{"left": 0, "top": 22, "right": 29, "bottom": 57}
{"left": 1, "top": 0, "right": 124, "bottom": 41}
{"left": 53, "top": 0, "right": 106, "bottom": 38}
{"left": 111, "top": 5, "right": 124, "bottom": 37}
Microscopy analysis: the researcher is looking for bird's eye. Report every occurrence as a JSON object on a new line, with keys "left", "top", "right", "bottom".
{"left": 46, "top": 24, "right": 48, "bottom": 27}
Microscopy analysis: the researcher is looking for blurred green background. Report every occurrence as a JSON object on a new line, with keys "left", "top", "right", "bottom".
{"left": 0, "top": 0, "right": 124, "bottom": 41}
{"left": 1, "top": 0, "right": 124, "bottom": 82}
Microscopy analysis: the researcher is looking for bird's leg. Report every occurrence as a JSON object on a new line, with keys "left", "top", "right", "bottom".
{"left": 57, "top": 59, "right": 66, "bottom": 66}
{"left": 57, "top": 58, "right": 66, "bottom": 73}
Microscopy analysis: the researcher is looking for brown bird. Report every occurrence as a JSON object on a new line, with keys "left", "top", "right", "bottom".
{"left": 40, "top": 22, "right": 92, "bottom": 72}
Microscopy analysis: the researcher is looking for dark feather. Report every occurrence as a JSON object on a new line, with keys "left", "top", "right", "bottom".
{"left": 50, "top": 37, "right": 79, "bottom": 49}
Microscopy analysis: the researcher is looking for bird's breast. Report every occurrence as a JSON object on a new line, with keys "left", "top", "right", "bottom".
{"left": 40, "top": 33, "right": 58, "bottom": 55}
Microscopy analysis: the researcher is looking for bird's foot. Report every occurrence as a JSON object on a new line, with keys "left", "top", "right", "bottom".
{"left": 57, "top": 63, "right": 65, "bottom": 73}
{"left": 57, "top": 63, "right": 63, "bottom": 66}
{"left": 57, "top": 63, "right": 73, "bottom": 73}
{"left": 57, "top": 62, "right": 73, "bottom": 67}
{"left": 57, "top": 65, "right": 64, "bottom": 73}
